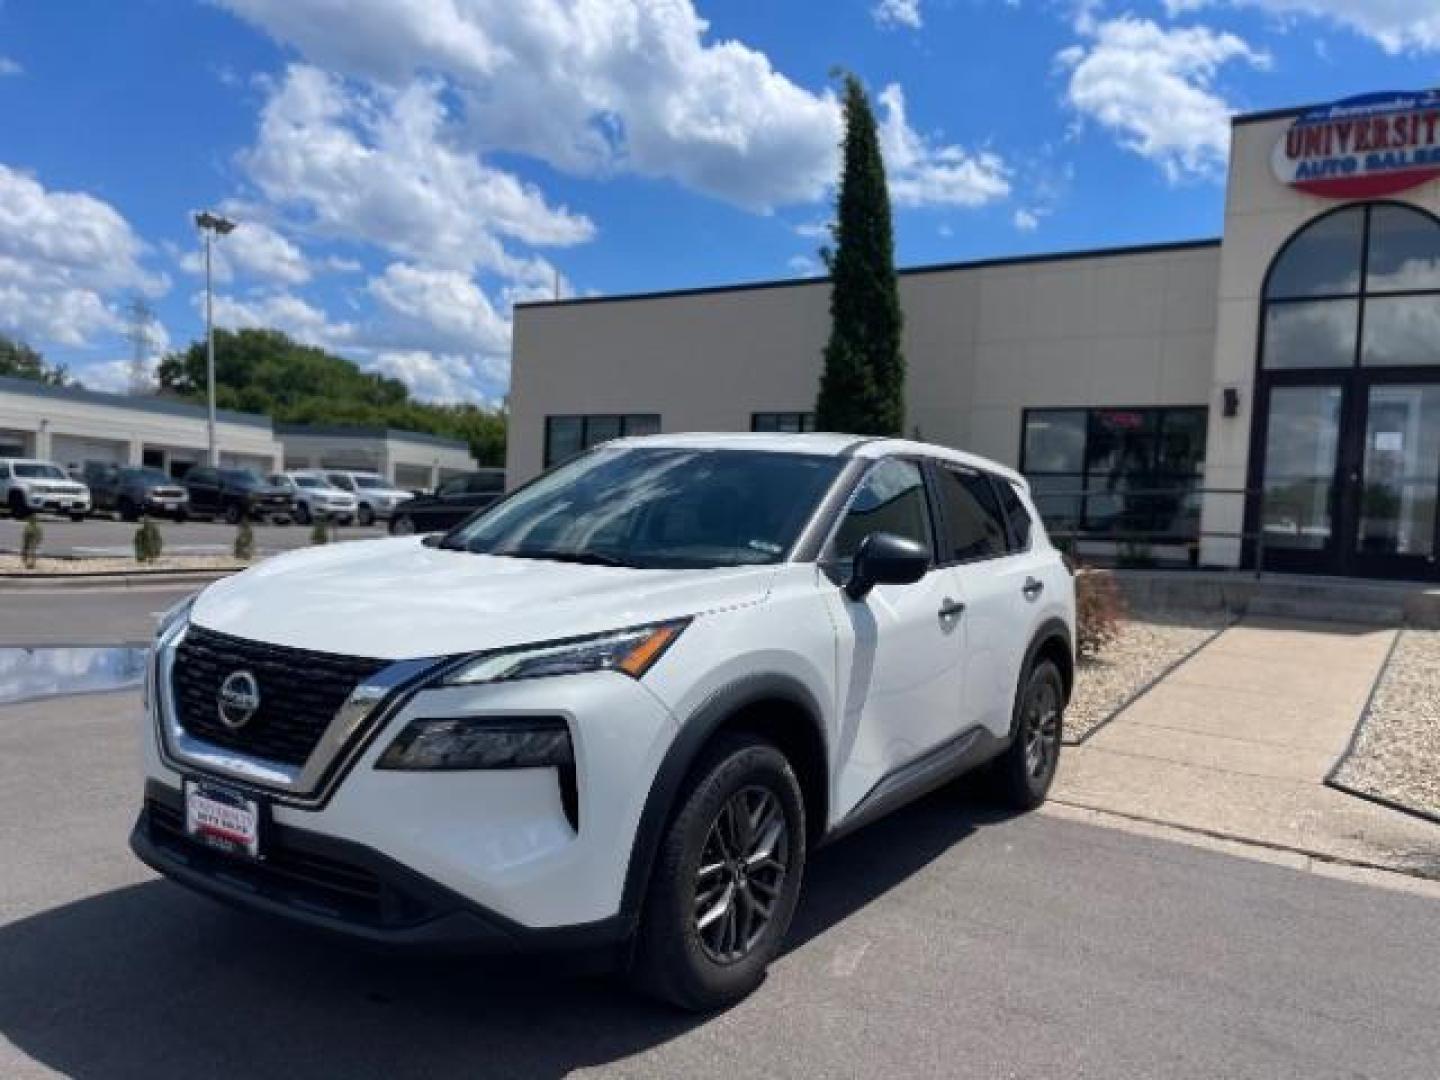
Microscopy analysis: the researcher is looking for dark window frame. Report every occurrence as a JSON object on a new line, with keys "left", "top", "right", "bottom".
{"left": 1019, "top": 405, "right": 1209, "bottom": 540}
{"left": 543, "top": 413, "right": 662, "bottom": 467}
{"left": 925, "top": 459, "right": 1013, "bottom": 567}
{"left": 751, "top": 411, "right": 817, "bottom": 434}
{"left": 1260, "top": 201, "right": 1440, "bottom": 372}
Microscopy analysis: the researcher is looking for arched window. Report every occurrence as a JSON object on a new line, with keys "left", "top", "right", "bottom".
{"left": 1262, "top": 203, "right": 1440, "bottom": 370}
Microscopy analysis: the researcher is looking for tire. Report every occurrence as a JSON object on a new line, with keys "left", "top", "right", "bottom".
{"left": 295, "top": 503, "right": 312, "bottom": 525}
{"left": 174, "top": 510, "right": 188, "bottom": 523}
{"left": 992, "top": 658, "right": 1065, "bottom": 812}
{"left": 7, "top": 491, "right": 30, "bottom": 519}
{"left": 389, "top": 513, "right": 414, "bottom": 536}
{"left": 630, "top": 733, "right": 807, "bottom": 1012}
{"left": 337, "top": 515, "right": 353, "bottom": 527}
{"left": 223, "top": 502, "right": 242, "bottom": 526}
{"left": 119, "top": 500, "right": 139, "bottom": 523}
{"left": 357, "top": 504, "right": 375, "bottom": 527}
{"left": 70, "top": 512, "right": 86, "bottom": 522}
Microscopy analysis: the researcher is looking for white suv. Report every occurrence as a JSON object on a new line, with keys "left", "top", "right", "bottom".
{"left": 268, "top": 471, "right": 358, "bottom": 526}
{"left": 132, "top": 434, "right": 1074, "bottom": 1010}
{"left": 1, "top": 458, "right": 91, "bottom": 520}
{"left": 323, "top": 470, "right": 411, "bottom": 526}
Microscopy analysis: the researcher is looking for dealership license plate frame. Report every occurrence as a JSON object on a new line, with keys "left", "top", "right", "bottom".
{"left": 183, "top": 778, "right": 267, "bottom": 860}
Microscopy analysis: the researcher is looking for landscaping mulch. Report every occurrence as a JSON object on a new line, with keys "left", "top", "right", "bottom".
{"left": 1330, "top": 629, "right": 1440, "bottom": 823}
{"left": 0, "top": 554, "right": 250, "bottom": 575}
{"left": 1065, "top": 611, "right": 1231, "bottom": 744}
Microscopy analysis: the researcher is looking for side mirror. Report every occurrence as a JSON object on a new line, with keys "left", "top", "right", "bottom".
{"left": 845, "top": 532, "right": 931, "bottom": 600}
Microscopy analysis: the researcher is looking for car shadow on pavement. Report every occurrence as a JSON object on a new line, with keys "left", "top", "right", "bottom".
{"left": 0, "top": 786, "right": 1014, "bottom": 1079}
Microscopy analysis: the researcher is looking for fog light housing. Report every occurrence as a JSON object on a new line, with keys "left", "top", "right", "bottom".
{"left": 376, "top": 715, "right": 573, "bottom": 771}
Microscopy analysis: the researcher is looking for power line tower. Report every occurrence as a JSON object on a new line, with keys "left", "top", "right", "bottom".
{"left": 124, "top": 296, "right": 156, "bottom": 395}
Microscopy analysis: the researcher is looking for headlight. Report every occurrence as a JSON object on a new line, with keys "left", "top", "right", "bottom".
{"left": 377, "top": 715, "right": 573, "bottom": 771}
{"left": 441, "top": 620, "right": 688, "bottom": 686}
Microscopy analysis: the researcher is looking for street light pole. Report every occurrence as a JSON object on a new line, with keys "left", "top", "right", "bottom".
{"left": 194, "top": 211, "right": 236, "bottom": 467}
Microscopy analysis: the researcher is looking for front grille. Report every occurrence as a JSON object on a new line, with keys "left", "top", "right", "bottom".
{"left": 171, "top": 625, "right": 388, "bottom": 767}
{"left": 152, "top": 487, "right": 184, "bottom": 498}
{"left": 146, "top": 797, "right": 430, "bottom": 926}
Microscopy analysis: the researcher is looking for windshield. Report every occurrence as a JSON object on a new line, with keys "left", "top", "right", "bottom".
{"left": 15, "top": 464, "right": 67, "bottom": 480}
{"left": 293, "top": 476, "right": 326, "bottom": 488}
{"left": 446, "top": 447, "right": 845, "bottom": 570}
{"left": 121, "top": 468, "right": 172, "bottom": 484}
{"left": 353, "top": 475, "right": 388, "bottom": 489}
{"left": 220, "top": 469, "right": 262, "bottom": 485}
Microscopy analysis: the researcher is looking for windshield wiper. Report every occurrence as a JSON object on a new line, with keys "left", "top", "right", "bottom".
{"left": 499, "top": 549, "right": 633, "bottom": 567}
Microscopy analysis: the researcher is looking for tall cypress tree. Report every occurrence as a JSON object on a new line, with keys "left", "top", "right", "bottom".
{"left": 815, "top": 73, "right": 904, "bottom": 435}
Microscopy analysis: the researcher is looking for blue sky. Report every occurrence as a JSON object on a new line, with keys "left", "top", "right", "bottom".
{"left": 1, "top": 0, "right": 1437, "bottom": 403}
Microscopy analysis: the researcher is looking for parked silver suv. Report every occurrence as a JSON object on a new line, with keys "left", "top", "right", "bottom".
{"left": 323, "top": 470, "right": 412, "bottom": 526}
{"left": 269, "top": 471, "right": 358, "bottom": 526}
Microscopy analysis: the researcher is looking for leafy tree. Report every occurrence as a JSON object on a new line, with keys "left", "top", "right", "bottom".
{"left": 0, "top": 335, "right": 71, "bottom": 387}
{"left": 815, "top": 73, "right": 905, "bottom": 436}
{"left": 233, "top": 520, "right": 255, "bottom": 562}
{"left": 134, "top": 517, "right": 164, "bottom": 564}
{"left": 157, "top": 329, "right": 507, "bottom": 466}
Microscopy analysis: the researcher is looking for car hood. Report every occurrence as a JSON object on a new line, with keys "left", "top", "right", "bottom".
{"left": 189, "top": 537, "right": 778, "bottom": 660}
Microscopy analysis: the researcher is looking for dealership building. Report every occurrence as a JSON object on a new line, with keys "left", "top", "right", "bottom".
{"left": 509, "top": 92, "right": 1440, "bottom": 583}
{"left": 0, "top": 375, "right": 283, "bottom": 475}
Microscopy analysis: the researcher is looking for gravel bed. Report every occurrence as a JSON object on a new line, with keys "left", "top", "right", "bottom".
{"left": 1066, "top": 611, "right": 1231, "bottom": 744}
{"left": 1331, "top": 629, "right": 1440, "bottom": 821}
{"left": 0, "top": 554, "right": 250, "bottom": 574}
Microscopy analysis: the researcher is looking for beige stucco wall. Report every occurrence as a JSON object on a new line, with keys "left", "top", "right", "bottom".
{"left": 507, "top": 244, "right": 1220, "bottom": 486}
{"left": 279, "top": 431, "right": 476, "bottom": 487}
{"left": 1198, "top": 114, "right": 1440, "bottom": 566}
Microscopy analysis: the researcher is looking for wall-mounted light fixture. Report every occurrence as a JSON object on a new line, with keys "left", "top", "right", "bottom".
{"left": 1223, "top": 387, "right": 1241, "bottom": 418}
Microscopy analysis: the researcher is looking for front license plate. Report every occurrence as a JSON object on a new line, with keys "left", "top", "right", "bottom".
{"left": 184, "top": 780, "right": 264, "bottom": 859}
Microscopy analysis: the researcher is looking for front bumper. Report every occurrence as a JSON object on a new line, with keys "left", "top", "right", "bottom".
{"left": 139, "top": 640, "right": 680, "bottom": 938}
{"left": 131, "top": 782, "right": 631, "bottom": 953}
{"left": 21, "top": 490, "right": 90, "bottom": 513}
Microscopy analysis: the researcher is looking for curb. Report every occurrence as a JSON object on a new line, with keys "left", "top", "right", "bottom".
{"left": 0, "top": 568, "right": 239, "bottom": 590}
{"left": 1324, "top": 628, "right": 1440, "bottom": 828}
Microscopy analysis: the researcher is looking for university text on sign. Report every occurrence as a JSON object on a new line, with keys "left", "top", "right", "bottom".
{"left": 1273, "top": 91, "right": 1440, "bottom": 199}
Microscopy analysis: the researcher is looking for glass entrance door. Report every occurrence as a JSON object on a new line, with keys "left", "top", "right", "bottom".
{"left": 1257, "top": 384, "right": 1345, "bottom": 572}
{"left": 1352, "top": 383, "right": 1440, "bottom": 577}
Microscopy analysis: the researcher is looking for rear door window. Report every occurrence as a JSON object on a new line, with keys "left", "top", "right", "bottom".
{"left": 932, "top": 463, "right": 1008, "bottom": 563}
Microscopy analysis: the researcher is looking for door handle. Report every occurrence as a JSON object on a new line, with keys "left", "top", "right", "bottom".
{"left": 1022, "top": 577, "right": 1045, "bottom": 600}
{"left": 938, "top": 598, "right": 966, "bottom": 623}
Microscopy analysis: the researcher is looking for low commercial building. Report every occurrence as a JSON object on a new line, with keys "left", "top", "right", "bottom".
{"left": 0, "top": 375, "right": 282, "bottom": 476}
{"left": 275, "top": 424, "right": 477, "bottom": 491}
{"left": 510, "top": 91, "right": 1440, "bottom": 583}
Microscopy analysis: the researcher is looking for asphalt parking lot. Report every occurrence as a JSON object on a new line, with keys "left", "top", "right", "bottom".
{"left": 2, "top": 590, "right": 1439, "bottom": 1078}
{"left": 0, "top": 515, "right": 388, "bottom": 557}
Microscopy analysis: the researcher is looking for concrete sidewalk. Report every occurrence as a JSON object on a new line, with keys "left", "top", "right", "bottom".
{"left": 1054, "top": 617, "right": 1440, "bottom": 878}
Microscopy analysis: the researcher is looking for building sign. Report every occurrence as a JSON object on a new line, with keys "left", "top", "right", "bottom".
{"left": 1272, "top": 91, "right": 1440, "bottom": 199}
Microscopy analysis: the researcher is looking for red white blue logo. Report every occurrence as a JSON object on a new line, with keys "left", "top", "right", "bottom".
{"left": 1272, "top": 91, "right": 1440, "bottom": 200}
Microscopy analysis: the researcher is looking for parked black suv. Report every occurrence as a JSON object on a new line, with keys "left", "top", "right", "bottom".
{"left": 79, "top": 463, "right": 190, "bottom": 521}
{"left": 184, "top": 467, "right": 294, "bottom": 524}
{"left": 388, "top": 469, "right": 505, "bottom": 534}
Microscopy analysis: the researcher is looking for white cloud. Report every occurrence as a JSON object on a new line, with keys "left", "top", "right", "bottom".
{"left": 368, "top": 349, "right": 501, "bottom": 404}
{"left": 0, "top": 57, "right": 22, "bottom": 77}
{"left": 877, "top": 84, "right": 1011, "bottom": 208}
{"left": 366, "top": 262, "right": 510, "bottom": 355}
{"left": 1013, "top": 208, "right": 1042, "bottom": 231}
{"left": 217, "top": 0, "right": 842, "bottom": 211}
{"left": 1167, "top": 1, "right": 1440, "bottom": 54}
{"left": 205, "top": 289, "right": 354, "bottom": 347}
{"left": 0, "top": 164, "right": 167, "bottom": 347}
{"left": 242, "top": 65, "right": 593, "bottom": 283}
{"left": 1058, "top": 17, "right": 1268, "bottom": 181}
{"left": 787, "top": 253, "right": 822, "bottom": 277}
{"left": 793, "top": 219, "right": 832, "bottom": 240}
{"left": 179, "top": 219, "right": 312, "bottom": 285}
{"left": 873, "top": 0, "right": 924, "bottom": 30}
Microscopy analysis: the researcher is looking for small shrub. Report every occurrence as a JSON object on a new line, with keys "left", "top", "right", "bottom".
{"left": 134, "top": 517, "right": 163, "bottom": 564}
{"left": 20, "top": 517, "right": 42, "bottom": 569}
{"left": 1076, "top": 569, "right": 1126, "bottom": 660}
{"left": 310, "top": 517, "right": 330, "bottom": 546}
{"left": 233, "top": 520, "right": 255, "bottom": 561}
